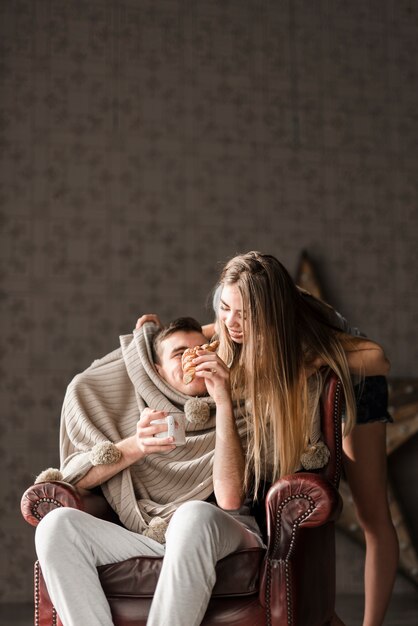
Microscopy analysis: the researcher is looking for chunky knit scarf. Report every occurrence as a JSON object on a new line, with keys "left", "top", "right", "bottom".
{"left": 37, "top": 323, "right": 248, "bottom": 541}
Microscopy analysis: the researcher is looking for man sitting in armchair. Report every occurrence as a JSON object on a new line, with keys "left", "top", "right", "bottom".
{"left": 34, "top": 317, "right": 264, "bottom": 626}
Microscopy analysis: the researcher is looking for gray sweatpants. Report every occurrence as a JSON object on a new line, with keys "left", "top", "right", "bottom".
{"left": 35, "top": 500, "right": 263, "bottom": 626}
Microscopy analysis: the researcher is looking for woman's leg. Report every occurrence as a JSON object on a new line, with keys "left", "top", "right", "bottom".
{"left": 343, "top": 422, "right": 399, "bottom": 626}
{"left": 35, "top": 507, "right": 165, "bottom": 626}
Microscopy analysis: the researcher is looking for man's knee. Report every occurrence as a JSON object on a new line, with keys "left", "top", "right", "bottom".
{"left": 169, "top": 501, "right": 220, "bottom": 527}
{"left": 166, "top": 501, "right": 224, "bottom": 546}
{"left": 35, "top": 508, "right": 85, "bottom": 559}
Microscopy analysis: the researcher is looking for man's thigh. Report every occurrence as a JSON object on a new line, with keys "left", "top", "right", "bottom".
{"left": 36, "top": 507, "right": 166, "bottom": 567}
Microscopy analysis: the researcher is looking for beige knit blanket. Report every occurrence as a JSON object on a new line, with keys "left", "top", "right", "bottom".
{"left": 55, "top": 323, "right": 248, "bottom": 536}
{"left": 37, "top": 322, "right": 327, "bottom": 540}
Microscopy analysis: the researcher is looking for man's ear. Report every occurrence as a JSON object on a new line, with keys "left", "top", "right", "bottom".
{"left": 155, "top": 363, "right": 162, "bottom": 375}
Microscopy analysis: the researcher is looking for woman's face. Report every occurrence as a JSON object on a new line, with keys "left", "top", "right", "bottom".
{"left": 218, "top": 284, "right": 245, "bottom": 344}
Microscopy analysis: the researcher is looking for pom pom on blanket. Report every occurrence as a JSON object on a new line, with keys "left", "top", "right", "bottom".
{"left": 35, "top": 468, "right": 64, "bottom": 484}
{"left": 91, "top": 442, "right": 122, "bottom": 466}
{"left": 184, "top": 397, "right": 210, "bottom": 425}
{"left": 300, "top": 441, "right": 330, "bottom": 470}
{"left": 143, "top": 516, "right": 168, "bottom": 544}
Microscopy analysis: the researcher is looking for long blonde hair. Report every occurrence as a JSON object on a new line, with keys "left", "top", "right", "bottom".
{"left": 216, "top": 251, "right": 359, "bottom": 494}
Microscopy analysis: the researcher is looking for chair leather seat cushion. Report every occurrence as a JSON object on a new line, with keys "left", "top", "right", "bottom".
{"left": 98, "top": 547, "right": 266, "bottom": 598}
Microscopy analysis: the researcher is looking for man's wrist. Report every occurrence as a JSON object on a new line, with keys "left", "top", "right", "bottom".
{"left": 118, "top": 436, "right": 144, "bottom": 463}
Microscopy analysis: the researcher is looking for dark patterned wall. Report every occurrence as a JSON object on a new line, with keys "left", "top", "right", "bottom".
{"left": 1, "top": 0, "right": 417, "bottom": 602}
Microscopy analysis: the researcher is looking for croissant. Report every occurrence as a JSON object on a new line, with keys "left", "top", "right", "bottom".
{"left": 181, "top": 340, "right": 219, "bottom": 384}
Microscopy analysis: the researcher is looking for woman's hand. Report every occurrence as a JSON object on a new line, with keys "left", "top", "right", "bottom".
{"left": 192, "top": 350, "right": 232, "bottom": 406}
{"left": 135, "top": 409, "right": 176, "bottom": 456}
{"left": 135, "top": 314, "right": 163, "bottom": 331}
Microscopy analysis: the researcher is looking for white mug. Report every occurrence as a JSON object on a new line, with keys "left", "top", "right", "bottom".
{"left": 152, "top": 413, "right": 186, "bottom": 446}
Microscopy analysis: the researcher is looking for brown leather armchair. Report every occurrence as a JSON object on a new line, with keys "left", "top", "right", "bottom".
{"left": 21, "top": 371, "right": 344, "bottom": 626}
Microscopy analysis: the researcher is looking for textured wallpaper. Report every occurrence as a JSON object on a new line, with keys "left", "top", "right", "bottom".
{"left": 1, "top": 0, "right": 417, "bottom": 602}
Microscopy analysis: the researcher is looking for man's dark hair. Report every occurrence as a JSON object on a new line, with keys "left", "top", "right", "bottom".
{"left": 152, "top": 317, "right": 203, "bottom": 364}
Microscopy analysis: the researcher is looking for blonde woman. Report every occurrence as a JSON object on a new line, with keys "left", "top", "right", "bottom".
{"left": 204, "top": 251, "right": 397, "bottom": 626}
{"left": 136, "top": 251, "right": 398, "bottom": 626}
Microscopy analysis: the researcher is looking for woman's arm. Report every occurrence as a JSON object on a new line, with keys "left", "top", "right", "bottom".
{"left": 193, "top": 349, "right": 245, "bottom": 510}
{"left": 306, "top": 337, "right": 390, "bottom": 378}
{"left": 202, "top": 322, "right": 216, "bottom": 339}
{"left": 135, "top": 315, "right": 216, "bottom": 340}
{"left": 342, "top": 337, "right": 390, "bottom": 376}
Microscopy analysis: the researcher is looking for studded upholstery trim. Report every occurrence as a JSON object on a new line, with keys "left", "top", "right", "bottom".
{"left": 31, "top": 498, "right": 62, "bottom": 522}
{"left": 332, "top": 380, "right": 343, "bottom": 487}
{"left": 34, "top": 561, "right": 39, "bottom": 626}
{"left": 266, "top": 493, "right": 316, "bottom": 626}
{"left": 35, "top": 560, "right": 59, "bottom": 626}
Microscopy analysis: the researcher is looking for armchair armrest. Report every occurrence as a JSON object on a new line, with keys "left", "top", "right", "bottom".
{"left": 259, "top": 472, "right": 343, "bottom": 624}
{"left": 20, "top": 481, "right": 119, "bottom": 527}
{"left": 265, "top": 472, "right": 342, "bottom": 561}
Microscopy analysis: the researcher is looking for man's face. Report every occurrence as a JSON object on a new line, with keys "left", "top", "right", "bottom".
{"left": 155, "top": 330, "right": 208, "bottom": 396}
